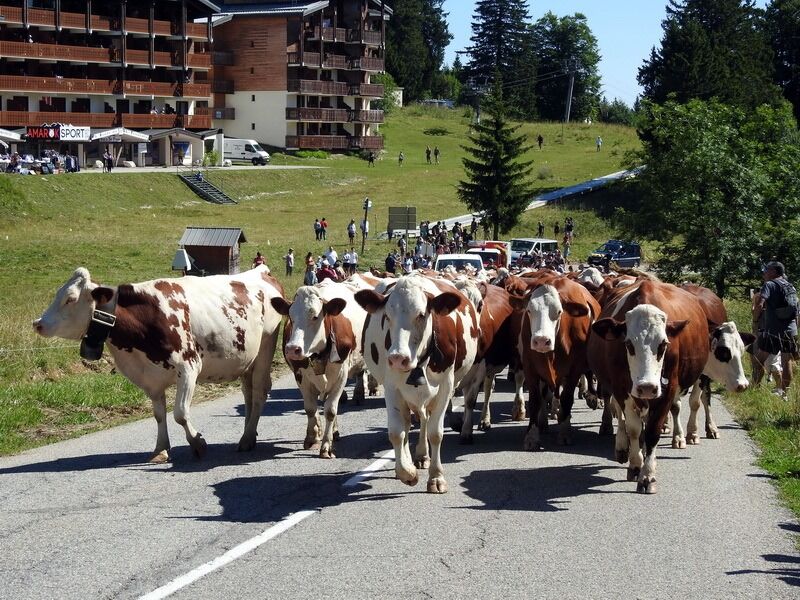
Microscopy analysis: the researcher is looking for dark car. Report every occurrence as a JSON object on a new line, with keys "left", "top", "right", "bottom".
{"left": 588, "top": 240, "right": 641, "bottom": 268}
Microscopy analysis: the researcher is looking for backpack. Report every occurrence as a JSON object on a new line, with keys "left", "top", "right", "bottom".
{"left": 774, "top": 279, "right": 798, "bottom": 322}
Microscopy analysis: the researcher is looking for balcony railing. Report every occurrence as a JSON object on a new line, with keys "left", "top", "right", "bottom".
{"left": 212, "top": 51, "right": 235, "bottom": 66}
{"left": 212, "top": 79, "right": 234, "bottom": 94}
{"left": 288, "top": 79, "right": 349, "bottom": 95}
{"left": 286, "top": 107, "right": 348, "bottom": 122}
{"left": 349, "top": 109, "right": 384, "bottom": 123}
{"left": 349, "top": 56, "right": 384, "bottom": 71}
{"left": 0, "top": 75, "right": 209, "bottom": 98}
{"left": 0, "top": 110, "right": 118, "bottom": 128}
{"left": 0, "top": 41, "right": 116, "bottom": 64}
{"left": 349, "top": 136, "right": 384, "bottom": 150}
{"left": 196, "top": 106, "right": 236, "bottom": 120}
{"left": 349, "top": 83, "right": 384, "bottom": 97}
{"left": 311, "top": 26, "right": 348, "bottom": 42}
{"left": 186, "top": 53, "right": 211, "bottom": 68}
{"left": 121, "top": 113, "right": 183, "bottom": 128}
{"left": 348, "top": 29, "right": 383, "bottom": 45}
{"left": 286, "top": 135, "right": 350, "bottom": 150}
{"left": 287, "top": 51, "right": 320, "bottom": 66}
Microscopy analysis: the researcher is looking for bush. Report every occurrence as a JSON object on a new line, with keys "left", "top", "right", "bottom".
{"left": 537, "top": 165, "right": 554, "bottom": 180}
{"left": 295, "top": 150, "right": 329, "bottom": 159}
{"left": 373, "top": 72, "right": 398, "bottom": 114}
{"left": 423, "top": 127, "right": 450, "bottom": 136}
{"left": 202, "top": 150, "right": 219, "bottom": 167}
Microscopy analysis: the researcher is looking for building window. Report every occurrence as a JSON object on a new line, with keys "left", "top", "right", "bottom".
{"left": 250, "top": 67, "right": 254, "bottom": 74}
{"left": 251, "top": 94, "right": 255, "bottom": 102}
{"left": 250, "top": 41, "right": 254, "bottom": 48}
{"left": 251, "top": 123, "right": 255, "bottom": 130}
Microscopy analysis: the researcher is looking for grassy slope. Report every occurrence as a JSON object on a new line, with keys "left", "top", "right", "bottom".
{"left": 0, "top": 105, "right": 640, "bottom": 454}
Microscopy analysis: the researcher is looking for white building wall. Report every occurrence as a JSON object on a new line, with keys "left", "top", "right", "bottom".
{"left": 216, "top": 91, "right": 288, "bottom": 148}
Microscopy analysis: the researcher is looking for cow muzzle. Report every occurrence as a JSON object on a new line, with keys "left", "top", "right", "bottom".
{"left": 633, "top": 382, "right": 660, "bottom": 400}
{"left": 285, "top": 344, "right": 306, "bottom": 360}
{"left": 531, "top": 335, "right": 553, "bottom": 353}
{"left": 388, "top": 353, "right": 412, "bottom": 372}
{"left": 32, "top": 319, "right": 44, "bottom": 336}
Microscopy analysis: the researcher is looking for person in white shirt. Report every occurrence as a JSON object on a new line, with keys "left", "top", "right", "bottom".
{"left": 342, "top": 249, "right": 353, "bottom": 275}
{"left": 325, "top": 245, "right": 338, "bottom": 265}
{"left": 349, "top": 247, "right": 359, "bottom": 275}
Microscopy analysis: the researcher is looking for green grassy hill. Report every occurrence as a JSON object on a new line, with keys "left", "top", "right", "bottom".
{"left": 0, "top": 106, "right": 640, "bottom": 454}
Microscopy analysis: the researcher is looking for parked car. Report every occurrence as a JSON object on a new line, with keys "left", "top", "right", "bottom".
{"left": 509, "top": 237, "right": 559, "bottom": 265}
{"left": 587, "top": 240, "right": 642, "bottom": 268}
{"left": 434, "top": 253, "right": 484, "bottom": 273}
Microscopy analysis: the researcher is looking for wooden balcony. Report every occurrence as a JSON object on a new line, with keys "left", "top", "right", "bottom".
{"left": 0, "top": 75, "right": 209, "bottom": 98}
{"left": 288, "top": 51, "right": 320, "bottom": 66}
{"left": 349, "top": 56, "right": 384, "bottom": 71}
{"left": 186, "top": 53, "right": 211, "bottom": 69}
{"left": 286, "top": 135, "right": 350, "bottom": 150}
{"left": 323, "top": 54, "right": 348, "bottom": 69}
{"left": 0, "top": 41, "right": 116, "bottom": 64}
{"left": 350, "top": 136, "right": 384, "bottom": 150}
{"left": 347, "top": 29, "right": 383, "bottom": 46}
{"left": 311, "top": 26, "right": 348, "bottom": 42}
{"left": 288, "top": 79, "right": 349, "bottom": 96}
{"left": 196, "top": 106, "right": 235, "bottom": 120}
{"left": 120, "top": 113, "right": 211, "bottom": 129}
{"left": 0, "top": 110, "right": 117, "bottom": 128}
{"left": 349, "top": 83, "right": 384, "bottom": 97}
{"left": 212, "top": 79, "right": 234, "bottom": 94}
{"left": 286, "top": 107, "right": 348, "bottom": 122}
{"left": 212, "top": 51, "right": 235, "bottom": 66}
{"left": 349, "top": 109, "right": 384, "bottom": 123}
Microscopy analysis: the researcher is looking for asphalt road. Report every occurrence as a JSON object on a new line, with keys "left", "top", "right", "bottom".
{"left": 0, "top": 372, "right": 797, "bottom": 599}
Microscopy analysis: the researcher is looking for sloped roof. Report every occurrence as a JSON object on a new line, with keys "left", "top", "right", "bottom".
{"left": 215, "top": 1, "right": 328, "bottom": 17}
{"left": 179, "top": 227, "right": 246, "bottom": 248}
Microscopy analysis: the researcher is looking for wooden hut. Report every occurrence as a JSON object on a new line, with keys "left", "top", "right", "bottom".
{"left": 178, "top": 227, "right": 246, "bottom": 275}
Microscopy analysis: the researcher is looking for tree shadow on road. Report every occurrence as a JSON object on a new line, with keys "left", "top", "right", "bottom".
{"left": 727, "top": 552, "right": 800, "bottom": 587}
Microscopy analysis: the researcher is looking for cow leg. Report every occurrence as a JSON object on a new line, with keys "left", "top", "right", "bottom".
{"left": 670, "top": 394, "right": 686, "bottom": 449}
{"left": 320, "top": 366, "right": 348, "bottom": 459}
{"left": 386, "top": 390, "right": 417, "bottom": 486}
{"left": 557, "top": 374, "right": 579, "bottom": 446}
{"left": 599, "top": 386, "right": 615, "bottom": 436}
{"left": 548, "top": 386, "right": 560, "bottom": 421}
{"left": 414, "top": 405, "right": 431, "bottom": 469}
{"left": 686, "top": 381, "right": 702, "bottom": 445}
{"left": 300, "top": 380, "right": 322, "bottom": 450}
{"left": 612, "top": 397, "right": 628, "bottom": 460}
{"left": 584, "top": 371, "right": 600, "bottom": 409}
{"left": 173, "top": 367, "right": 206, "bottom": 458}
{"left": 149, "top": 391, "right": 170, "bottom": 463}
{"left": 622, "top": 397, "right": 644, "bottom": 481}
{"left": 426, "top": 382, "right": 452, "bottom": 494}
{"left": 511, "top": 369, "right": 527, "bottom": 421}
{"left": 700, "top": 376, "right": 719, "bottom": 439}
{"left": 239, "top": 339, "right": 277, "bottom": 451}
{"left": 638, "top": 396, "right": 671, "bottom": 494}
{"left": 352, "top": 370, "right": 367, "bottom": 405}
{"left": 478, "top": 373, "right": 494, "bottom": 431}
{"left": 459, "top": 361, "right": 487, "bottom": 444}
{"left": 523, "top": 374, "right": 545, "bottom": 451}
{"left": 367, "top": 373, "right": 379, "bottom": 396}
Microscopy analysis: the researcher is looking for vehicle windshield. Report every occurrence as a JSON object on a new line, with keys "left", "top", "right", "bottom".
{"left": 511, "top": 240, "right": 534, "bottom": 252}
{"left": 469, "top": 250, "right": 500, "bottom": 265}
{"left": 594, "top": 241, "right": 623, "bottom": 254}
{"left": 252, "top": 143, "right": 265, "bottom": 153}
{"left": 436, "top": 258, "right": 483, "bottom": 272}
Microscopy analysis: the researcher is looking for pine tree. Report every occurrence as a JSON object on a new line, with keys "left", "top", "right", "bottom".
{"left": 765, "top": 0, "right": 800, "bottom": 121}
{"left": 638, "top": 0, "right": 781, "bottom": 109}
{"left": 457, "top": 77, "right": 535, "bottom": 240}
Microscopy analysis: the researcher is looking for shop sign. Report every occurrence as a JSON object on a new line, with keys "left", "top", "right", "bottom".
{"left": 59, "top": 125, "right": 91, "bottom": 142}
{"left": 27, "top": 125, "right": 60, "bottom": 140}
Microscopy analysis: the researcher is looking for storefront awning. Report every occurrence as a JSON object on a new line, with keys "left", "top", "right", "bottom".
{"left": 0, "top": 128, "right": 22, "bottom": 144}
{"left": 90, "top": 128, "right": 151, "bottom": 142}
{"left": 141, "top": 128, "right": 205, "bottom": 142}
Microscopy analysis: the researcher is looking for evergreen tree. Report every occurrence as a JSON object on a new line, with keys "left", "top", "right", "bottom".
{"left": 466, "top": 0, "right": 537, "bottom": 117}
{"left": 420, "top": 0, "right": 453, "bottom": 94}
{"left": 530, "top": 12, "right": 601, "bottom": 121}
{"left": 638, "top": 0, "right": 781, "bottom": 109}
{"left": 765, "top": 0, "right": 800, "bottom": 121}
{"left": 457, "top": 77, "right": 535, "bottom": 240}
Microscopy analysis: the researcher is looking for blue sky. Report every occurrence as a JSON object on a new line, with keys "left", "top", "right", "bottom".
{"left": 442, "top": 1, "right": 768, "bottom": 106}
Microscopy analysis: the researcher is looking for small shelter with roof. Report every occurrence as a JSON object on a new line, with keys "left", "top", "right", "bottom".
{"left": 178, "top": 226, "right": 247, "bottom": 275}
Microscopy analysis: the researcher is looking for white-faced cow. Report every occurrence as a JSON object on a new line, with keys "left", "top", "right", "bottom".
{"left": 270, "top": 279, "right": 374, "bottom": 459}
{"left": 355, "top": 273, "right": 479, "bottom": 494}
{"left": 588, "top": 279, "right": 709, "bottom": 493}
{"left": 33, "top": 266, "right": 284, "bottom": 462}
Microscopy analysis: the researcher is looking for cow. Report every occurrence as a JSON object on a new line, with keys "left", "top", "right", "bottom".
{"left": 270, "top": 279, "right": 375, "bottom": 459}
{"left": 588, "top": 278, "right": 709, "bottom": 493}
{"left": 33, "top": 266, "right": 284, "bottom": 463}
{"left": 511, "top": 275, "right": 601, "bottom": 450}
{"left": 354, "top": 273, "right": 479, "bottom": 493}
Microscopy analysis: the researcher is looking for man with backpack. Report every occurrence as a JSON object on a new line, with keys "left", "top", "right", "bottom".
{"left": 755, "top": 261, "right": 798, "bottom": 397}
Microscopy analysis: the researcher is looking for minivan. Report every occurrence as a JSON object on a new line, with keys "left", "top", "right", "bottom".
{"left": 509, "top": 237, "right": 559, "bottom": 264}
{"left": 223, "top": 138, "right": 270, "bottom": 165}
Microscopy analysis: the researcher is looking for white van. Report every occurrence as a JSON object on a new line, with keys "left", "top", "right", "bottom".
{"left": 509, "top": 237, "right": 559, "bottom": 264}
{"left": 223, "top": 139, "right": 270, "bottom": 165}
{"left": 434, "top": 253, "right": 484, "bottom": 273}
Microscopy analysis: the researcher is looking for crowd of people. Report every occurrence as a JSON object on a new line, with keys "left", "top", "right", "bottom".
{"left": 2, "top": 149, "right": 80, "bottom": 174}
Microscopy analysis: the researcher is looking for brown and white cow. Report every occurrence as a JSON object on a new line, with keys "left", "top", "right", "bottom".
{"left": 588, "top": 279, "right": 709, "bottom": 493}
{"left": 511, "top": 275, "right": 601, "bottom": 450}
{"left": 355, "top": 273, "right": 479, "bottom": 493}
{"left": 270, "top": 278, "right": 375, "bottom": 459}
{"left": 33, "top": 266, "right": 284, "bottom": 462}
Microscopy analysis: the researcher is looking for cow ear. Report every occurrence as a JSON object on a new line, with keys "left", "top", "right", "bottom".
{"left": 739, "top": 331, "right": 756, "bottom": 350}
{"left": 354, "top": 289, "right": 387, "bottom": 314}
{"left": 323, "top": 297, "right": 347, "bottom": 316}
{"left": 477, "top": 282, "right": 489, "bottom": 299}
{"left": 508, "top": 293, "right": 529, "bottom": 311}
{"left": 666, "top": 319, "right": 689, "bottom": 337}
{"left": 429, "top": 292, "right": 462, "bottom": 316}
{"left": 563, "top": 301, "right": 590, "bottom": 317}
{"left": 592, "top": 318, "right": 626, "bottom": 341}
{"left": 270, "top": 296, "right": 291, "bottom": 316}
{"left": 91, "top": 286, "right": 114, "bottom": 306}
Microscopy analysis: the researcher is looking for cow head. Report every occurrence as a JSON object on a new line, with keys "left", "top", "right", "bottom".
{"left": 33, "top": 268, "right": 107, "bottom": 340}
{"left": 355, "top": 277, "right": 462, "bottom": 372}
{"left": 511, "top": 284, "right": 589, "bottom": 353}
{"left": 271, "top": 287, "right": 346, "bottom": 361}
{"left": 592, "top": 304, "right": 688, "bottom": 400}
{"left": 705, "top": 322, "right": 753, "bottom": 392}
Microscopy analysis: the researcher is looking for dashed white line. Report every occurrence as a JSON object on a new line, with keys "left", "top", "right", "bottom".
{"left": 138, "top": 449, "right": 396, "bottom": 599}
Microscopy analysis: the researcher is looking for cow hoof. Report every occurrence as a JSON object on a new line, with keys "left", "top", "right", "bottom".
{"left": 459, "top": 434, "right": 474, "bottom": 445}
{"left": 368, "top": 387, "right": 379, "bottom": 396}
{"left": 149, "top": 449, "right": 170, "bottom": 464}
{"left": 237, "top": 436, "right": 257, "bottom": 452}
{"left": 401, "top": 473, "right": 419, "bottom": 487}
{"left": 615, "top": 449, "right": 629, "bottom": 464}
{"left": 352, "top": 392, "right": 365, "bottom": 405}
{"left": 523, "top": 435, "right": 543, "bottom": 452}
{"left": 190, "top": 434, "right": 207, "bottom": 459}
{"left": 661, "top": 425, "right": 671, "bottom": 435}
{"left": 687, "top": 433, "right": 700, "bottom": 445}
{"left": 599, "top": 423, "right": 614, "bottom": 436}
{"left": 449, "top": 414, "right": 464, "bottom": 433}
{"left": 636, "top": 477, "right": 657, "bottom": 494}
{"left": 585, "top": 393, "right": 599, "bottom": 410}
{"left": 672, "top": 436, "right": 686, "bottom": 450}
{"left": 426, "top": 477, "right": 448, "bottom": 494}
{"left": 303, "top": 435, "right": 321, "bottom": 450}
{"left": 626, "top": 466, "right": 640, "bottom": 482}
{"left": 477, "top": 421, "right": 491, "bottom": 432}
{"left": 414, "top": 457, "right": 430, "bottom": 469}
{"left": 557, "top": 433, "right": 573, "bottom": 446}
{"left": 706, "top": 428, "right": 719, "bottom": 440}
{"left": 511, "top": 405, "right": 526, "bottom": 421}
{"left": 333, "top": 430, "right": 341, "bottom": 441}
{"left": 319, "top": 447, "right": 336, "bottom": 459}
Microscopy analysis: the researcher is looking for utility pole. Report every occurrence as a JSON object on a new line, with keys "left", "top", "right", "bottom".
{"left": 563, "top": 57, "right": 579, "bottom": 124}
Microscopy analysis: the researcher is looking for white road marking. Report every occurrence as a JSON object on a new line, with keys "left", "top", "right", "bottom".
{"left": 138, "top": 449, "right": 396, "bottom": 599}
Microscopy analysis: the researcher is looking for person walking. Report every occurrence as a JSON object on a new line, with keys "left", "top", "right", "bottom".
{"left": 320, "top": 217, "right": 328, "bottom": 240}
{"left": 596, "top": 136, "right": 603, "bottom": 152}
{"left": 754, "top": 261, "right": 798, "bottom": 397}
{"left": 398, "top": 151, "right": 404, "bottom": 166}
{"left": 368, "top": 151, "right": 375, "bottom": 167}
{"left": 425, "top": 146, "right": 432, "bottom": 164}
{"left": 537, "top": 221, "right": 545, "bottom": 237}
{"left": 347, "top": 218, "right": 357, "bottom": 245}
{"left": 303, "top": 252, "right": 318, "bottom": 285}
{"left": 537, "top": 134, "right": 544, "bottom": 150}
{"left": 433, "top": 145, "right": 440, "bottom": 164}
{"left": 349, "top": 247, "right": 359, "bottom": 275}
{"left": 252, "top": 251, "right": 266, "bottom": 269}
{"left": 554, "top": 222, "right": 560, "bottom": 236}
{"left": 385, "top": 251, "right": 397, "bottom": 274}
{"left": 562, "top": 234, "right": 571, "bottom": 263}
{"left": 360, "top": 217, "right": 369, "bottom": 243}
{"left": 314, "top": 218, "right": 322, "bottom": 241}
{"left": 283, "top": 248, "right": 295, "bottom": 276}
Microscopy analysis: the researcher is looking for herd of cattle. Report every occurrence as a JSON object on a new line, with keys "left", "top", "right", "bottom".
{"left": 33, "top": 262, "right": 755, "bottom": 495}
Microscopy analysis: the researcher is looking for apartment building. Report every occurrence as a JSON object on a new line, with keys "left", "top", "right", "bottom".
{"left": 210, "top": 0, "right": 389, "bottom": 151}
{"left": 0, "top": 0, "right": 219, "bottom": 165}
